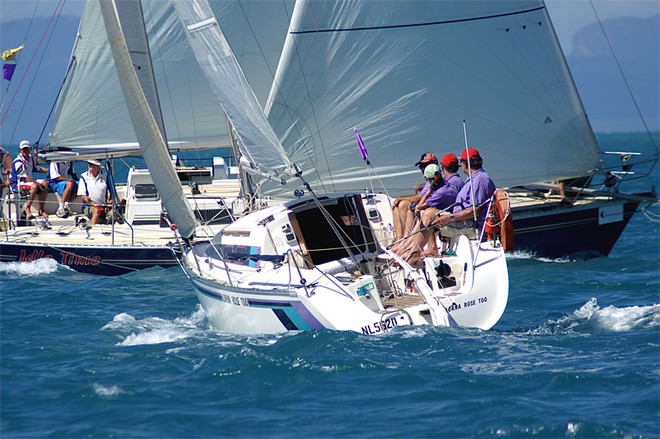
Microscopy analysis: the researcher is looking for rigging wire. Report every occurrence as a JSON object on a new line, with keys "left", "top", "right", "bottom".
{"left": 236, "top": 0, "right": 332, "bottom": 193}
{"left": 589, "top": 0, "right": 658, "bottom": 152}
{"left": 36, "top": 53, "right": 74, "bottom": 145}
{"left": 0, "top": 0, "right": 40, "bottom": 119}
{"left": 0, "top": 0, "right": 64, "bottom": 129}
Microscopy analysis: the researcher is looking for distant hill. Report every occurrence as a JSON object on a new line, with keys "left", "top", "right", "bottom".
{"left": 566, "top": 15, "right": 660, "bottom": 133}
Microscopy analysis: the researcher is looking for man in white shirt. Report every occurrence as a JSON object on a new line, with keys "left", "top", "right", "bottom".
{"left": 47, "top": 161, "right": 78, "bottom": 218}
{"left": 10, "top": 140, "right": 49, "bottom": 219}
{"left": 77, "top": 160, "right": 111, "bottom": 225}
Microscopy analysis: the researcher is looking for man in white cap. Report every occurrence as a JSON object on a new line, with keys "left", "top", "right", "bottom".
{"left": 10, "top": 140, "right": 49, "bottom": 219}
{"left": 77, "top": 159, "right": 112, "bottom": 225}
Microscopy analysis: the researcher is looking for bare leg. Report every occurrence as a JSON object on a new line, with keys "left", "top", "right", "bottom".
{"left": 25, "top": 183, "right": 40, "bottom": 218}
{"left": 90, "top": 206, "right": 102, "bottom": 225}
{"left": 392, "top": 199, "right": 411, "bottom": 240}
{"left": 403, "top": 209, "right": 417, "bottom": 236}
{"left": 62, "top": 181, "right": 75, "bottom": 203}
{"left": 37, "top": 188, "right": 48, "bottom": 217}
{"left": 419, "top": 209, "right": 439, "bottom": 256}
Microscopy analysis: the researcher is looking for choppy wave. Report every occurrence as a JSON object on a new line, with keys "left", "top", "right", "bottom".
{"left": 102, "top": 308, "right": 209, "bottom": 346}
{"left": 543, "top": 298, "right": 660, "bottom": 333}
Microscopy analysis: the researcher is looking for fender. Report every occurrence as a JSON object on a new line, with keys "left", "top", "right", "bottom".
{"left": 487, "top": 189, "right": 514, "bottom": 251}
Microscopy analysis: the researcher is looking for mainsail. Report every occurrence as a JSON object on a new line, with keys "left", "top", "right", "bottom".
{"left": 264, "top": 0, "right": 601, "bottom": 196}
{"left": 173, "top": 0, "right": 298, "bottom": 184}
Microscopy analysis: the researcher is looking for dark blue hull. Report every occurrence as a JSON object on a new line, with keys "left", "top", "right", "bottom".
{"left": 511, "top": 198, "right": 640, "bottom": 259}
{"left": 0, "top": 242, "right": 179, "bottom": 276}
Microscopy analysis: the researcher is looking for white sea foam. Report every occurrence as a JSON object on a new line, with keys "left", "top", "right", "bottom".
{"left": 93, "top": 384, "right": 124, "bottom": 397}
{"left": 102, "top": 307, "right": 208, "bottom": 346}
{"left": 571, "top": 298, "right": 660, "bottom": 331}
{"left": 506, "top": 251, "right": 571, "bottom": 263}
{"left": 0, "top": 258, "right": 60, "bottom": 275}
{"left": 119, "top": 329, "right": 189, "bottom": 346}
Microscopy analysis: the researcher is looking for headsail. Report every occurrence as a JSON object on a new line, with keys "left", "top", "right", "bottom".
{"left": 99, "top": 0, "right": 196, "bottom": 239}
{"left": 173, "top": 0, "right": 298, "bottom": 185}
{"left": 264, "top": 0, "right": 601, "bottom": 195}
{"left": 47, "top": 0, "right": 293, "bottom": 157}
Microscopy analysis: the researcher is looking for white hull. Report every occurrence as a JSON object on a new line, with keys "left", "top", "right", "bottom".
{"left": 182, "top": 193, "right": 508, "bottom": 335}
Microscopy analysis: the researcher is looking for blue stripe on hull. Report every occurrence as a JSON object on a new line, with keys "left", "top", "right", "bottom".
{"left": 192, "top": 277, "right": 323, "bottom": 331}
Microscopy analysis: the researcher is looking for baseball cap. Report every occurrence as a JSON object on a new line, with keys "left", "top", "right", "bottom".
{"left": 460, "top": 147, "right": 481, "bottom": 161}
{"left": 423, "top": 164, "right": 440, "bottom": 179}
{"left": 441, "top": 153, "right": 458, "bottom": 168}
{"left": 414, "top": 152, "right": 438, "bottom": 167}
{"left": 19, "top": 140, "right": 31, "bottom": 149}
{"left": 87, "top": 159, "right": 101, "bottom": 166}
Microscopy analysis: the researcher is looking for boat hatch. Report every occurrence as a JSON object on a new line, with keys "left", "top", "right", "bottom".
{"left": 288, "top": 195, "right": 377, "bottom": 266}
{"left": 133, "top": 184, "right": 159, "bottom": 200}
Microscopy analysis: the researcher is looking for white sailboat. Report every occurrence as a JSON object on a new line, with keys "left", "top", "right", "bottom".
{"left": 261, "top": 0, "right": 658, "bottom": 259}
{"left": 0, "top": 0, "right": 256, "bottom": 275}
{"left": 100, "top": 0, "right": 508, "bottom": 333}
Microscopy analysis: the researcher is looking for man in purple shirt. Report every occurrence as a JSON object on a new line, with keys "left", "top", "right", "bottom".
{"left": 396, "top": 148, "right": 495, "bottom": 264}
{"left": 431, "top": 147, "right": 496, "bottom": 236}
{"left": 393, "top": 154, "right": 463, "bottom": 256}
{"left": 390, "top": 152, "right": 438, "bottom": 241}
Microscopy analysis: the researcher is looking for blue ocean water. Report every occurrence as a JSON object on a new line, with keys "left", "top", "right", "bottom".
{"left": 1, "top": 135, "right": 659, "bottom": 438}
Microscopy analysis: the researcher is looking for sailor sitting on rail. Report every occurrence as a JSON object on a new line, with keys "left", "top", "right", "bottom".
{"left": 77, "top": 159, "right": 112, "bottom": 225}
{"left": 398, "top": 147, "right": 495, "bottom": 265}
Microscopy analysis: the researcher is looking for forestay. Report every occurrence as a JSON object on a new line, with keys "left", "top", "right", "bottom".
{"left": 263, "top": 0, "right": 601, "bottom": 196}
{"left": 173, "top": 0, "right": 298, "bottom": 184}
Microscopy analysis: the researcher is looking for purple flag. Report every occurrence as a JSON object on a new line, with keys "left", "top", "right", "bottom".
{"left": 354, "top": 127, "right": 370, "bottom": 164}
{"left": 3, "top": 63, "right": 16, "bottom": 81}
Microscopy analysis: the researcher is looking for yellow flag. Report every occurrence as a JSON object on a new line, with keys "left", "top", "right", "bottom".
{"left": 2, "top": 45, "right": 24, "bottom": 61}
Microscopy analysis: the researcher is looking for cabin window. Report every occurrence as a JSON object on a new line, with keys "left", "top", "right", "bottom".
{"left": 290, "top": 195, "right": 376, "bottom": 265}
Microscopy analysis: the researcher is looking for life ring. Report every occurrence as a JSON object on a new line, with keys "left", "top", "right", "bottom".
{"left": 487, "top": 189, "right": 514, "bottom": 251}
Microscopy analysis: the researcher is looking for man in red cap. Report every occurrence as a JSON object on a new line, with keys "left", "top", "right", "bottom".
{"left": 392, "top": 153, "right": 464, "bottom": 256}
{"left": 391, "top": 152, "right": 438, "bottom": 241}
{"left": 397, "top": 147, "right": 495, "bottom": 264}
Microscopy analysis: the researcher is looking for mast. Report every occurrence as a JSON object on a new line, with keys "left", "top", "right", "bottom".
{"left": 99, "top": 0, "right": 197, "bottom": 239}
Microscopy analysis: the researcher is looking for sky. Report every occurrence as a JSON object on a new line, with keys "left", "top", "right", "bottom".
{"left": 0, "top": 0, "right": 658, "bottom": 145}
{"left": 2, "top": 0, "right": 657, "bottom": 51}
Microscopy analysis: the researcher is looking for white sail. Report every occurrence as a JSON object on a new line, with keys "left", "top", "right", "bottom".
{"left": 47, "top": 0, "right": 293, "bottom": 156}
{"left": 99, "top": 0, "right": 196, "bottom": 239}
{"left": 264, "top": 0, "right": 601, "bottom": 196}
{"left": 173, "top": 0, "right": 298, "bottom": 183}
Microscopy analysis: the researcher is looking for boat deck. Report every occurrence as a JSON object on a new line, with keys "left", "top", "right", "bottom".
{"left": 507, "top": 189, "right": 620, "bottom": 212}
{"left": 0, "top": 215, "right": 218, "bottom": 248}
{"left": 381, "top": 292, "right": 427, "bottom": 309}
